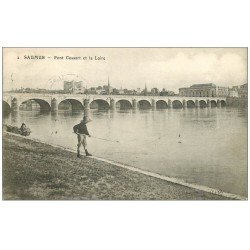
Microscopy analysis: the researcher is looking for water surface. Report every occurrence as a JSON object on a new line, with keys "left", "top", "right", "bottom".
{"left": 3, "top": 107, "right": 247, "bottom": 197}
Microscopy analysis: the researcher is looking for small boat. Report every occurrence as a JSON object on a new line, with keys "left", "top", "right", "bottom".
{"left": 3, "top": 124, "right": 31, "bottom": 136}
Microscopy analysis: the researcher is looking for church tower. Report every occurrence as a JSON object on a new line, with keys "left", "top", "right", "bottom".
{"left": 107, "top": 76, "right": 110, "bottom": 95}
{"left": 144, "top": 83, "right": 148, "bottom": 96}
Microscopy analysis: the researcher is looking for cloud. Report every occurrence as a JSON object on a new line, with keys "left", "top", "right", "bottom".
{"left": 137, "top": 51, "right": 247, "bottom": 91}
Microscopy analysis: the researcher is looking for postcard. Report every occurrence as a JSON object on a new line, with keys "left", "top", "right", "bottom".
{"left": 2, "top": 47, "right": 248, "bottom": 200}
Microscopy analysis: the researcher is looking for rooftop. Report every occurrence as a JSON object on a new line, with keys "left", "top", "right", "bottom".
{"left": 190, "top": 83, "right": 216, "bottom": 88}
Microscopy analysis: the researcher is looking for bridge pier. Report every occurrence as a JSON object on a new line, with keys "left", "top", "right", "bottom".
{"left": 217, "top": 100, "right": 221, "bottom": 108}
{"left": 83, "top": 99, "right": 90, "bottom": 118}
{"left": 151, "top": 99, "right": 156, "bottom": 110}
{"left": 207, "top": 100, "right": 211, "bottom": 108}
{"left": 182, "top": 100, "right": 187, "bottom": 109}
{"left": 51, "top": 98, "right": 58, "bottom": 112}
{"left": 132, "top": 99, "right": 137, "bottom": 109}
{"left": 110, "top": 99, "right": 116, "bottom": 110}
{"left": 195, "top": 100, "right": 200, "bottom": 108}
{"left": 168, "top": 100, "right": 172, "bottom": 109}
{"left": 11, "top": 98, "right": 19, "bottom": 111}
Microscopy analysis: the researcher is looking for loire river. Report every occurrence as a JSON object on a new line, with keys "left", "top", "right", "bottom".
{"left": 3, "top": 107, "right": 247, "bottom": 197}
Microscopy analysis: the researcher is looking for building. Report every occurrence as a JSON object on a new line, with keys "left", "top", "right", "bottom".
{"left": 238, "top": 83, "right": 247, "bottom": 98}
{"left": 228, "top": 88, "right": 239, "bottom": 97}
{"left": 96, "top": 89, "right": 103, "bottom": 95}
{"left": 96, "top": 86, "right": 103, "bottom": 94}
{"left": 151, "top": 88, "right": 160, "bottom": 96}
{"left": 87, "top": 87, "right": 97, "bottom": 94}
{"left": 179, "top": 83, "right": 229, "bottom": 97}
{"left": 168, "top": 91, "right": 176, "bottom": 96}
{"left": 136, "top": 88, "right": 142, "bottom": 95}
{"left": 118, "top": 87, "right": 124, "bottom": 95}
{"left": 64, "top": 81, "right": 85, "bottom": 93}
{"left": 230, "top": 83, "right": 248, "bottom": 98}
{"left": 124, "top": 89, "right": 136, "bottom": 95}
{"left": 159, "top": 88, "right": 175, "bottom": 96}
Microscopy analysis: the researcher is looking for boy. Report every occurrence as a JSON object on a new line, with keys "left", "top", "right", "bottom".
{"left": 73, "top": 117, "right": 92, "bottom": 157}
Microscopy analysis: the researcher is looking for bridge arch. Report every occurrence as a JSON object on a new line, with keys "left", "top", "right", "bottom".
{"left": 138, "top": 100, "right": 152, "bottom": 109}
{"left": 58, "top": 99, "right": 84, "bottom": 111}
{"left": 19, "top": 98, "right": 51, "bottom": 111}
{"left": 187, "top": 100, "right": 195, "bottom": 108}
{"left": 221, "top": 100, "right": 226, "bottom": 107}
{"left": 172, "top": 100, "right": 183, "bottom": 109}
{"left": 156, "top": 100, "right": 168, "bottom": 109}
{"left": 90, "top": 99, "right": 110, "bottom": 110}
{"left": 3, "top": 101, "right": 11, "bottom": 114}
{"left": 115, "top": 99, "right": 132, "bottom": 109}
{"left": 210, "top": 100, "right": 217, "bottom": 107}
{"left": 199, "top": 100, "right": 207, "bottom": 108}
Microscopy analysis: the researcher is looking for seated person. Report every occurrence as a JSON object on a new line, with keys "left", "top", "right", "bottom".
{"left": 20, "top": 123, "right": 29, "bottom": 136}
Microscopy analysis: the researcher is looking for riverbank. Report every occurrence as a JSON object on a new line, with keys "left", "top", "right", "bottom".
{"left": 3, "top": 133, "right": 234, "bottom": 200}
{"left": 226, "top": 97, "right": 248, "bottom": 108}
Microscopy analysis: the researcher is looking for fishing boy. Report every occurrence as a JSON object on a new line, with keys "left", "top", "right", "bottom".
{"left": 73, "top": 117, "right": 92, "bottom": 157}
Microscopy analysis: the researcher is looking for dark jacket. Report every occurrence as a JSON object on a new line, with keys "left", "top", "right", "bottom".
{"left": 73, "top": 123, "right": 90, "bottom": 135}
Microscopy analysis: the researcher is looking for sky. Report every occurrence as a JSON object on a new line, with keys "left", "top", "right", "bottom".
{"left": 3, "top": 48, "right": 247, "bottom": 92}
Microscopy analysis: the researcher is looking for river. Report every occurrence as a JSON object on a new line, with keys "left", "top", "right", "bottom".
{"left": 3, "top": 107, "right": 248, "bottom": 197}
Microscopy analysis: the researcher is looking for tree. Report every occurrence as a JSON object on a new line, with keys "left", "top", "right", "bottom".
{"left": 112, "top": 88, "right": 119, "bottom": 95}
{"left": 151, "top": 88, "right": 160, "bottom": 96}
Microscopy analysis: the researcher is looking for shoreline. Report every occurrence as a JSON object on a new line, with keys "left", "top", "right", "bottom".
{"left": 2, "top": 132, "right": 246, "bottom": 200}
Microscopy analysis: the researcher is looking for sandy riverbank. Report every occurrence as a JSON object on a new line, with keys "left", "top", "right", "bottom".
{"left": 2, "top": 133, "right": 232, "bottom": 200}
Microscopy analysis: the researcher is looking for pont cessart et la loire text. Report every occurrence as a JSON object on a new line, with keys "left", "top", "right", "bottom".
{"left": 22, "top": 55, "right": 106, "bottom": 60}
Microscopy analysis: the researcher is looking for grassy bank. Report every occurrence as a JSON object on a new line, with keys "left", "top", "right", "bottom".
{"left": 2, "top": 133, "right": 229, "bottom": 200}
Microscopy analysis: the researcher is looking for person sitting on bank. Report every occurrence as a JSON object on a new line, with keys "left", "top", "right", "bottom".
{"left": 73, "top": 117, "right": 92, "bottom": 157}
{"left": 20, "top": 123, "right": 28, "bottom": 136}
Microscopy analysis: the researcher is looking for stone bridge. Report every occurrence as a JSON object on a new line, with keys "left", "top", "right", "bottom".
{"left": 3, "top": 93, "right": 227, "bottom": 113}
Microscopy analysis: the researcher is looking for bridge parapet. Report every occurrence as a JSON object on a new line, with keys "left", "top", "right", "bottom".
{"left": 3, "top": 92, "right": 226, "bottom": 100}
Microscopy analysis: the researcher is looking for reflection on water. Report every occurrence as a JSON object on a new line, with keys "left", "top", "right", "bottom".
{"left": 3, "top": 107, "right": 247, "bottom": 197}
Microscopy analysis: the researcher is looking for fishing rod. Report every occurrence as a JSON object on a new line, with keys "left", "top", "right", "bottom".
{"left": 91, "top": 136, "right": 120, "bottom": 143}
{"left": 73, "top": 132, "right": 119, "bottom": 143}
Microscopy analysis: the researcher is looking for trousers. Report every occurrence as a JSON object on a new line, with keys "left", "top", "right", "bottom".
{"left": 77, "top": 134, "right": 87, "bottom": 148}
